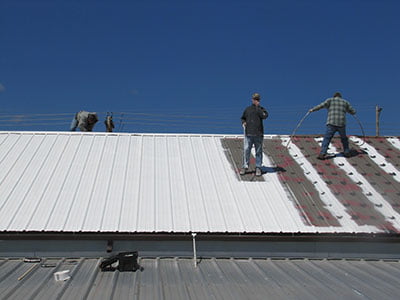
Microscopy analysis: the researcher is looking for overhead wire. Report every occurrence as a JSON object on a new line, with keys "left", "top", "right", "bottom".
{"left": 0, "top": 106, "right": 397, "bottom": 135}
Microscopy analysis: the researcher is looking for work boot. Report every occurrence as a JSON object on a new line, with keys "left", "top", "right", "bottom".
{"left": 239, "top": 168, "right": 247, "bottom": 175}
{"left": 344, "top": 152, "right": 351, "bottom": 158}
{"left": 255, "top": 168, "right": 262, "bottom": 176}
{"left": 317, "top": 153, "right": 326, "bottom": 160}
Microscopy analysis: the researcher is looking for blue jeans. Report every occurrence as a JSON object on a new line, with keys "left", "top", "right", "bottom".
{"left": 243, "top": 135, "right": 263, "bottom": 168}
{"left": 320, "top": 124, "right": 349, "bottom": 155}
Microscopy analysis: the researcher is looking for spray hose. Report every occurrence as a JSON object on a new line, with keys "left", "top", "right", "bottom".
{"left": 286, "top": 111, "right": 366, "bottom": 148}
{"left": 351, "top": 114, "right": 366, "bottom": 146}
{"left": 286, "top": 111, "right": 311, "bottom": 148}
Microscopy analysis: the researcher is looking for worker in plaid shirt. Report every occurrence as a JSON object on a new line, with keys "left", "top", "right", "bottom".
{"left": 309, "top": 92, "right": 356, "bottom": 160}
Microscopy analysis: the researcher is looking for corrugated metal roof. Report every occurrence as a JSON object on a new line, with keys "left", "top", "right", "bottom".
{"left": 0, "top": 132, "right": 399, "bottom": 234}
{"left": 1, "top": 257, "right": 400, "bottom": 300}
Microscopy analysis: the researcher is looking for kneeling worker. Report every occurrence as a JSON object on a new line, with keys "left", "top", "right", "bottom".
{"left": 70, "top": 111, "right": 98, "bottom": 132}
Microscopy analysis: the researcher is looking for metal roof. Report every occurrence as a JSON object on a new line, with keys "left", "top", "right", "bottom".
{"left": 0, "top": 131, "right": 399, "bottom": 234}
{"left": 1, "top": 257, "right": 400, "bottom": 300}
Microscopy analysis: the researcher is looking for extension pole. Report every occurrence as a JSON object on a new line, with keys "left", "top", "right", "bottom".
{"left": 375, "top": 105, "right": 382, "bottom": 136}
{"left": 18, "top": 264, "right": 37, "bottom": 281}
{"left": 192, "top": 233, "right": 197, "bottom": 268}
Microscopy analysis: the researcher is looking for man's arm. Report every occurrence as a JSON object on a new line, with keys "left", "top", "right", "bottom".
{"left": 259, "top": 107, "right": 268, "bottom": 119}
{"left": 79, "top": 121, "right": 89, "bottom": 132}
{"left": 347, "top": 103, "right": 356, "bottom": 115}
{"left": 241, "top": 108, "right": 247, "bottom": 125}
{"left": 310, "top": 99, "right": 330, "bottom": 113}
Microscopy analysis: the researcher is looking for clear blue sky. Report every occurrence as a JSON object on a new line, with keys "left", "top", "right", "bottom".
{"left": 1, "top": 0, "right": 399, "bottom": 135}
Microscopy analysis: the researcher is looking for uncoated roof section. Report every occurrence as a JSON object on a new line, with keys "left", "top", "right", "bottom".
{"left": 0, "top": 131, "right": 399, "bottom": 235}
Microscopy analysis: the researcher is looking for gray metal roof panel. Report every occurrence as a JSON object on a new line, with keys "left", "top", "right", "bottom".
{"left": 1, "top": 257, "right": 400, "bottom": 300}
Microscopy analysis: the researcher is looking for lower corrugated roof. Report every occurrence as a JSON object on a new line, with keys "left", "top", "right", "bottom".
{"left": 0, "top": 132, "right": 399, "bottom": 235}
{"left": 1, "top": 257, "right": 400, "bottom": 300}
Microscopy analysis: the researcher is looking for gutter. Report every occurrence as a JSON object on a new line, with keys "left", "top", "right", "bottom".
{"left": 1, "top": 231, "right": 400, "bottom": 242}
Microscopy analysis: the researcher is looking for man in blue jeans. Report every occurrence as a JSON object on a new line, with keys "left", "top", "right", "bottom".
{"left": 240, "top": 93, "right": 268, "bottom": 176}
{"left": 309, "top": 92, "right": 356, "bottom": 160}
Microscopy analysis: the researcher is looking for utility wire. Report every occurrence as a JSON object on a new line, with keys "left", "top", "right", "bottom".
{"left": 0, "top": 107, "right": 397, "bottom": 136}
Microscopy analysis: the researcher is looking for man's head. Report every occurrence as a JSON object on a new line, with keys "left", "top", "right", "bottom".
{"left": 252, "top": 93, "right": 261, "bottom": 105}
{"left": 87, "top": 113, "right": 98, "bottom": 125}
{"left": 333, "top": 92, "right": 342, "bottom": 98}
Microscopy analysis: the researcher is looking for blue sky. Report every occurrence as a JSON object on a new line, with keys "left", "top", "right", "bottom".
{"left": 1, "top": 0, "right": 399, "bottom": 135}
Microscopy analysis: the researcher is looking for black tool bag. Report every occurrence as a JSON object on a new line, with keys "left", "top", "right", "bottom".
{"left": 117, "top": 252, "right": 140, "bottom": 272}
{"left": 99, "top": 251, "right": 141, "bottom": 272}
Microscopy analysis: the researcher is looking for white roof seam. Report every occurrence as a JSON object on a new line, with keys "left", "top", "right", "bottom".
{"left": 214, "top": 137, "right": 246, "bottom": 232}
{"left": 350, "top": 136, "right": 400, "bottom": 183}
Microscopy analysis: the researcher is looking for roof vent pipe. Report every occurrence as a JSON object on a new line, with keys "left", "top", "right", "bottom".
{"left": 192, "top": 233, "right": 197, "bottom": 268}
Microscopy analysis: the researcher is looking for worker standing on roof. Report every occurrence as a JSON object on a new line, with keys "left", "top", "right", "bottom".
{"left": 309, "top": 92, "right": 356, "bottom": 160}
{"left": 240, "top": 93, "right": 269, "bottom": 176}
{"left": 70, "top": 111, "right": 98, "bottom": 132}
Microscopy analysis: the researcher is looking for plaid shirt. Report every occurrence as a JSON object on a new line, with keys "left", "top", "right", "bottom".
{"left": 311, "top": 97, "right": 356, "bottom": 127}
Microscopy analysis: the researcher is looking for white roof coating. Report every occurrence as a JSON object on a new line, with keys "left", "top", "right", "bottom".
{"left": 0, "top": 131, "right": 399, "bottom": 234}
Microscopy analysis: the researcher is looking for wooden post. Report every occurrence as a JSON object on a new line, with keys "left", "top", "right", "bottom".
{"left": 375, "top": 105, "right": 382, "bottom": 136}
